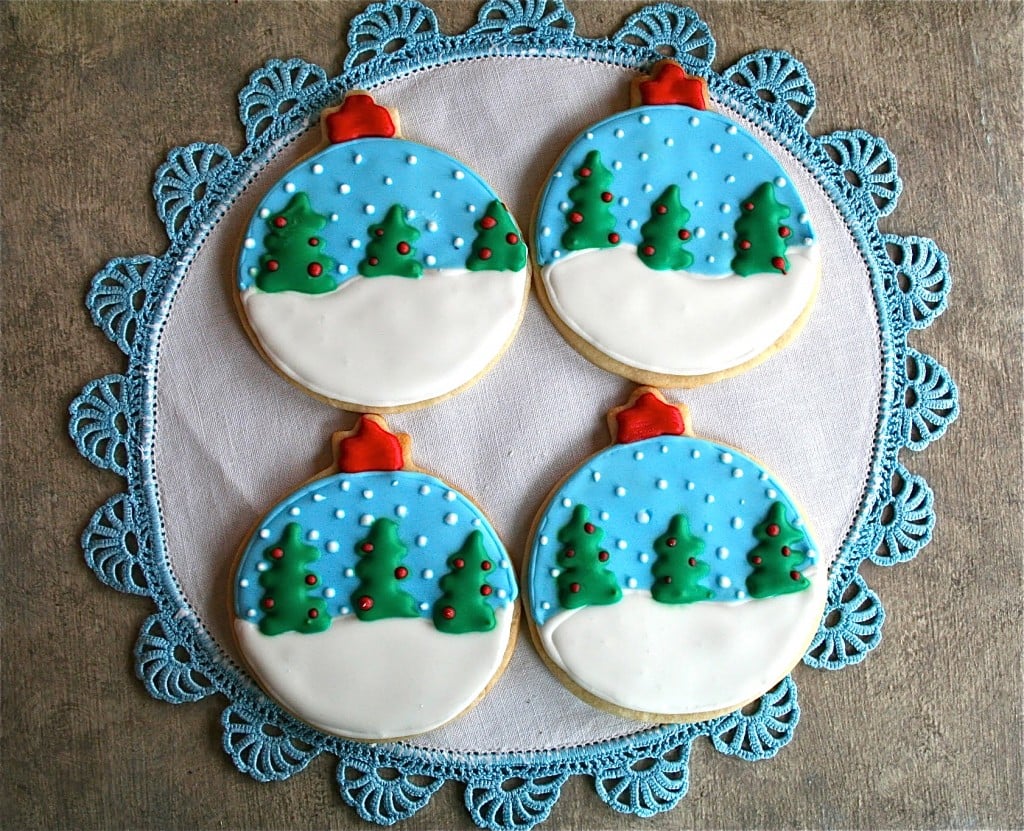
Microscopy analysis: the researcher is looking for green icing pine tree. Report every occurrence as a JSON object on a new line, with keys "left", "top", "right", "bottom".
{"left": 255, "top": 193, "right": 339, "bottom": 294}
{"left": 466, "top": 200, "right": 527, "bottom": 272}
{"left": 561, "top": 150, "right": 619, "bottom": 252}
{"left": 257, "top": 522, "right": 332, "bottom": 636}
{"left": 554, "top": 504, "right": 621, "bottom": 610}
{"left": 350, "top": 518, "right": 419, "bottom": 621}
{"left": 745, "top": 502, "right": 811, "bottom": 598}
{"left": 650, "top": 514, "right": 713, "bottom": 604}
{"left": 432, "top": 530, "right": 497, "bottom": 634}
{"left": 359, "top": 204, "right": 423, "bottom": 278}
{"left": 731, "top": 182, "right": 793, "bottom": 276}
{"left": 637, "top": 185, "right": 694, "bottom": 271}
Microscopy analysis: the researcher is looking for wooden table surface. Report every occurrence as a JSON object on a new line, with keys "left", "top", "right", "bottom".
{"left": 2, "top": 2, "right": 1021, "bottom": 828}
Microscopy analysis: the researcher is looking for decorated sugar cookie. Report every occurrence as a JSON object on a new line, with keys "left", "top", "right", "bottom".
{"left": 231, "top": 416, "right": 519, "bottom": 740}
{"left": 236, "top": 92, "right": 531, "bottom": 411}
{"left": 525, "top": 388, "right": 827, "bottom": 721}
{"left": 533, "top": 61, "right": 821, "bottom": 386}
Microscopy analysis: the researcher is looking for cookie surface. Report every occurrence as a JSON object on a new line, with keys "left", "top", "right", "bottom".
{"left": 236, "top": 95, "right": 530, "bottom": 411}
{"left": 231, "top": 417, "right": 519, "bottom": 740}
{"left": 525, "top": 389, "right": 827, "bottom": 720}
{"left": 532, "top": 63, "right": 820, "bottom": 386}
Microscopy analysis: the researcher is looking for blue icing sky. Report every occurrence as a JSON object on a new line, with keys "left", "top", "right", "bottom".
{"left": 527, "top": 436, "right": 819, "bottom": 626}
{"left": 238, "top": 138, "right": 508, "bottom": 290}
{"left": 234, "top": 470, "right": 517, "bottom": 623}
{"left": 534, "top": 105, "right": 815, "bottom": 274}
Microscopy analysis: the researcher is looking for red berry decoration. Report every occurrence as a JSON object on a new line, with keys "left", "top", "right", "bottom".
{"left": 779, "top": 226, "right": 791, "bottom": 238}
{"left": 481, "top": 215, "right": 497, "bottom": 229}
{"left": 666, "top": 538, "right": 677, "bottom": 548}
{"left": 564, "top": 548, "right": 575, "bottom": 558}
{"left": 569, "top": 582, "right": 581, "bottom": 593}
{"left": 358, "top": 596, "right": 374, "bottom": 611}
{"left": 479, "top": 247, "right": 493, "bottom": 260}
{"left": 642, "top": 245, "right": 656, "bottom": 256}
{"left": 608, "top": 232, "right": 620, "bottom": 244}
{"left": 442, "top": 606, "right": 456, "bottom": 620}
{"left": 270, "top": 547, "right": 284, "bottom": 559}
{"left": 262, "top": 597, "right": 275, "bottom": 609}
{"left": 505, "top": 232, "right": 519, "bottom": 245}
{"left": 771, "top": 256, "right": 787, "bottom": 273}
{"left": 579, "top": 167, "right": 591, "bottom": 178}
{"left": 368, "top": 257, "right": 379, "bottom": 266}
{"left": 739, "top": 239, "right": 751, "bottom": 250}
{"left": 374, "top": 228, "right": 385, "bottom": 236}
{"left": 396, "top": 241, "right": 411, "bottom": 255}
{"left": 266, "top": 260, "right": 279, "bottom": 272}
{"left": 481, "top": 561, "right": 492, "bottom": 571}
{"left": 790, "top": 570, "right": 802, "bottom": 581}
{"left": 781, "top": 546, "right": 791, "bottom": 557}
{"left": 766, "top": 524, "right": 780, "bottom": 537}
{"left": 656, "top": 204, "right": 668, "bottom": 215}
{"left": 601, "top": 191, "right": 613, "bottom": 202}
{"left": 274, "top": 216, "right": 287, "bottom": 228}
{"left": 688, "top": 557, "right": 697, "bottom": 567}
{"left": 394, "top": 566, "right": 408, "bottom": 579}
{"left": 752, "top": 556, "right": 763, "bottom": 565}
{"left": 568, "top": 211, "right": 584, "bottom": 224}
{"left": 663, "top": 576, "right": 673, "bottom": 584}
{"left": 307, "top": 608, "right": 319, "bottom": 619}
{"left": 583, "top": 523, "right": 595, "bottom": 534}
{"left": 308, "top": 237, "right": 319, "bottom": 246}
{"left": 304, "top": 574, "right": 317, "bottom": 585}
{"left": 307, "top": 262, "right": 323, "bottom": 277}
{"left": 598, "top": 551, "right": 609, "bottom": 562}
{"left": 743, "top": 202, "right": 754, "bottom": 211}
{"left": 454, "top": 558, "right": 465, "bottom": 569}
{"left": 361, "top": 543, "right": 374, "bottom": 553}
{"left": 480, "top": 585, "right": 493, "bottom": 596}
{"left": 678, "top": 229, "right": 691, "bottom": 240}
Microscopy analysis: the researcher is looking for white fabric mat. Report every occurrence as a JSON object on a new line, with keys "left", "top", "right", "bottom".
{"left": 154, "top": 58, "right": 881, "bottom": 753}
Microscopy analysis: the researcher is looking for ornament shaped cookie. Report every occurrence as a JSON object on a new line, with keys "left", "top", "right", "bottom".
{"left": 231, "top": 416, "right": 519, "bottom": 740}
{"left": 533, "top": 61, "right": 821, "bottom": 386}
{"left": 236, "top": 92, "right": 531, "bottom": 411}
{"left": 525, "top": 388, "right": 827, "bottom": 721}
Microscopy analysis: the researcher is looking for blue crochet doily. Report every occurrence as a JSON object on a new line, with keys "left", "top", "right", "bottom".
{"left": 70, "top": 2, "right": 959, "bottom": 827}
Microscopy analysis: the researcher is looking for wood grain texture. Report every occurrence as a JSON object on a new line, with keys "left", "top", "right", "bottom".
{"left": 1, "top": 1, "right": 1020, "bottom": 828}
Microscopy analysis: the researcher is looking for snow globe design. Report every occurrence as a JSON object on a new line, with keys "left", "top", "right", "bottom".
{"left": 237, "top": 92, "right": 531, "bottom": 411}
{"left": 533, "top": 61, "right": 821, "bottom": 386}
{"left": 231, "top": 415, "right": 519, "bottom": 740}
{"left": 526, "top": 388, "right": 827, "bottom": 720}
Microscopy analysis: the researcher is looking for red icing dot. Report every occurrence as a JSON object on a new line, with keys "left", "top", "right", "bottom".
{"left": 270, "top": 547, "right": 284, "bottom": 559}
{"left": 743, "top": 202, "right": 754, "bottom": 211}
{"left": 358, "top": 596, "right": 374, "bottom": 611}
{"left": 656, "top": 204, "right": 667, "bottom": 215}
{"left": 568, "top": 211, "right": 584, "bottom": 224}
{"left": 374, "top": 228, "right": 385, "bottom": 237}
{"left": 397, "top": 241, "right": 411, "bottom": 255}
{"left": 752, "top": 556, "right": 763, "bottom": 565}
{"left": 771, "top": 256, "right": 787, "bottom": 273}
{"left": 308, "top": 608, "right": 319, "bottom": 619}
{"left": 569, "top": 582, "right": 581, "bottom": 593}
{"left": 481, "top": 216, "right": 497, "bottom": 229}
{"left": 781, "top": 546, "right": 791, "bottom": 557}
{"left": 663, "top": 576, "right": 673, "bottom": 584}
{"left": 262, "top": 598, "right": 275, "bottom": 609}
{"left": 266, "top": 260, "right": 279, "bottom": 272}
{"left": 273, "top": 217, "right": 287, "bottom": 228}
{"left": 479, "top": 247, "right": 493, "bottom": 260}
{"left": 579, "top": 167, "right": 592, "bottom": 178}
{"left": 454, "top": 558, "right": 465, "bottom": 569}
{"left": 394, "top": 566, "right": 408, "bottom": 579}
{"left": 608, "top": 232, "right": 620, "bottom": 244}
{"left": 307, "top": 262, "right": 323, "bottom": 277}
{"left": 679, "top": 229, "right": 691, "bottom": 240}
{"left": 308, "top": 237, "right": 319, "bottom": 246}
{"left": 598, "top": 551, "right": 609, "bottom": 562}
{"left": 766, "top": 524, "right": 780, "bottom": 537}
{"left": 442, "top": 606, "right": 456, "bottom": 619}
{"left": 481, "top": 561, "right": 492, "bottom": 571}
{"left": 361, "top": 543, "right": 374, "bottom": 553}
{"left": 480, "top": 585, "right": 493, "bottom": 596}
{"left": 666, "top": 538, "right": 677, "bottom": 548}
{"left": 305, "top": 575, "right": 317, "bottom": 585}
{"left": 739, "top": 239, "right": 751, "bottom": 250}
{"left": 583, "top": 523, "right": 595, "bottom": 534}
{"left": 779, "top": 226, "right": 792, "bottom": 238}
{"left": 688, "top": 557, "right": 697, "bottom": 567}
{"left": 790, "top": 570, "right": 802, "bottom": 581}
{"left": 642, "top": 245, "right": 656, "bottom": 256}
{"left": 601, "top": 191, "right": 613, "bottom": 203}
{"left": 505, "top": 232, "right": 519, "bottom": 245}
{"left": 368, "top": 257, "right": 379, "bottom": 266}
{"left": 565, "top": 548, "right": 575, "bottom": 558}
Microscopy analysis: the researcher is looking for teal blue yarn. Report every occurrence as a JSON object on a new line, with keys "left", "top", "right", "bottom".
{"left": 69, "top": 2, "right": 958, "bottom": 827}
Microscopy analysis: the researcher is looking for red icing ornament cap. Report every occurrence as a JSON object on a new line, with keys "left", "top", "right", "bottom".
{"left": 609, "top": 387, "right": 689, "bottom": 444}
{"left": 635, "top": 60, "right": 710, "bottom": 110}
{"left": 323, "top": 92, "right": 399, "bottom": 144}
{"left": 334, "top": 415, "right": 409, "bottom": 473}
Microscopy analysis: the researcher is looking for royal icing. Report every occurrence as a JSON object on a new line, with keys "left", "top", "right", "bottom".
{"left": 238, "top": 98, "right": 529, "bottom": 409}
{"left": 533, "top": 67, "right": 821, "bottom": 380}
{"left": 526, "top": 389, "right": 826, "bottom": 717}
{"left": 233, "top": 421, "right": 518, "bottom": 739}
